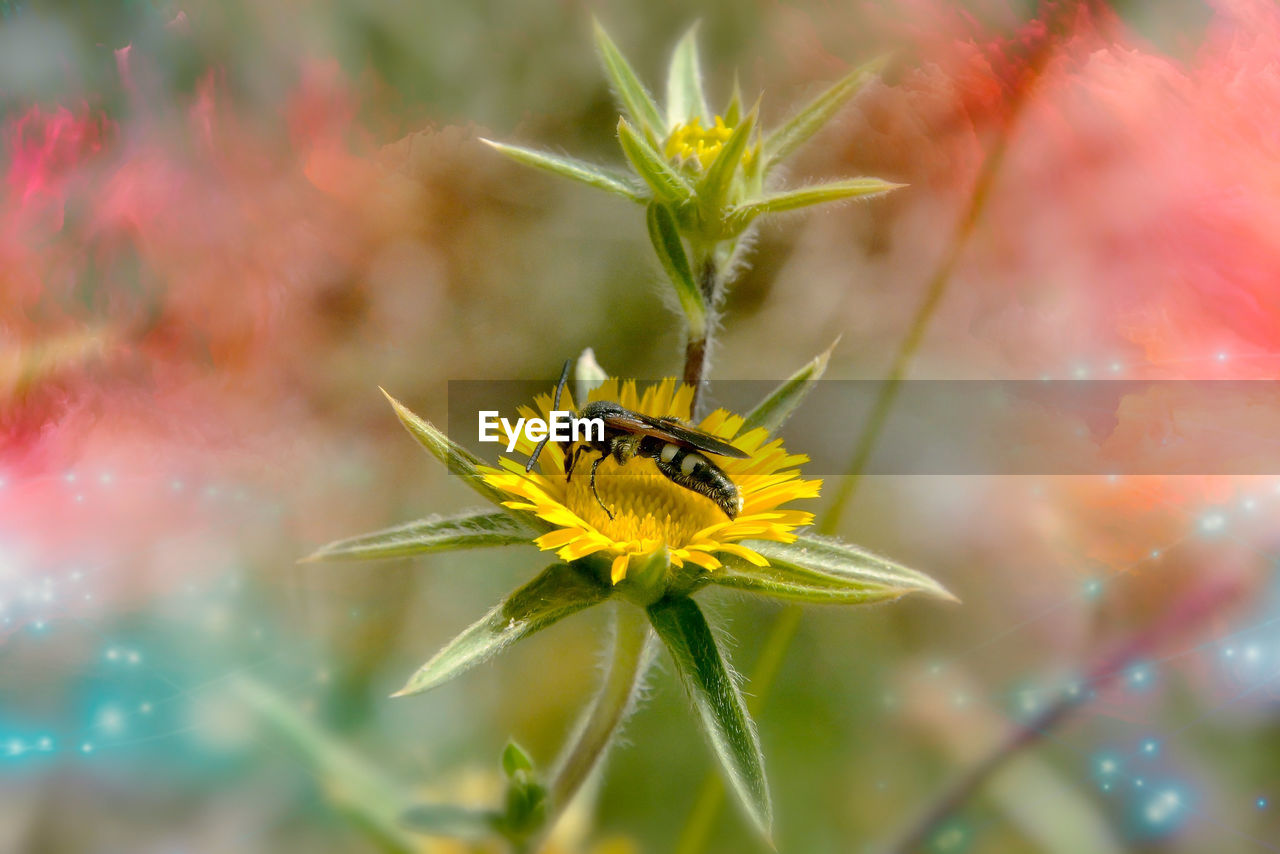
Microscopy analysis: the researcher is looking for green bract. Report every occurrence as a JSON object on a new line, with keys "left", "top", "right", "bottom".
{"left": 480, "top": 21, "right": 901, "bottom": 334}
{"left": 304, "top": 350, "right": 953, "bottom": 844}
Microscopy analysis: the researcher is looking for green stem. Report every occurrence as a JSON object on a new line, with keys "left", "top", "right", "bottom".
{"left": 673, "top": 38, "right": 1033, "bottom": 852}
{"left": 684, "top": 248, "right": 723, "bottom": 419}
{"left": 819, "top": 120, "right": 1009, "bottom": 533}
{"left": 881, "top": 575, "right": 1234, "bottom": 853}
{"left": 534, "top": 603, "right": 652, "bottom": 851}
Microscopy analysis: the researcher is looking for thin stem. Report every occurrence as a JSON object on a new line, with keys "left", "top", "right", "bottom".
{"left": 880, "top": 576, "right": 1238, "bottom": 853}
{"left": 534, "top": 602, "right": 652, "bottom": 852}
{"left": 683, "top": 336, "right": 709, "bottom": 408}
{"left": 684, "top": 250, "right": 722, "bottom": 420}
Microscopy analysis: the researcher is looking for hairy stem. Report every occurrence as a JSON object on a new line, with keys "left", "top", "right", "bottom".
{"left": 684, "top": 250, "right": 723, "bottom": 420}
{"left": 534, "top": 603, "right": 652, "bottom": 851}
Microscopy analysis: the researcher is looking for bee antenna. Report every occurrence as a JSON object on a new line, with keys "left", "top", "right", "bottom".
{"left": 525, "top": 437, "right": 548, "bottom": 472}
{"left": 526, "top": 360, "right": 572, "bottom": 473}
{"left": 552, "top": 359, "right": 570, "bottom": 412}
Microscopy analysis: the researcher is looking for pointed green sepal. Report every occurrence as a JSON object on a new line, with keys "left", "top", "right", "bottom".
{"left": 666, "top": 22, "right": 710, "bottom": 130}
{"left": 499, "top": 739, "right": 547, "bottom": 840}
{"left": 480, "top": 139, "right": 646, "bottom": 202}
{"left": 726, "top": 177, "right": 903, "bottom": 233}
{"left": 380, "top": 389, "right": 514, "bottom": 509}
{"left": 618, "top": 117, "right": 695, "bottom": 203}
{"left": 301, "top": 509, "right": 536, "bottom": 563}
{"left": 392, "top": 562, "right": 612, "bottom": 697}
{"left": 647, "top": 596, "right": 772, "bottom": 840}
{"left": 593, "top": 19, "right": 666, "bottom": 138}
{"left": 723, "top": 75, "right": 743, "bottom": 127}
{"left": 646, "top": 202, "right": 707, "bottom": 336}
{"left": 710, "top": 534, "right": 956, "bottom": 605}
{"left": 502, "top": 740, "right": 536, "bottom": 777}
{"left": 764, "top": 54, "right": 890, "bottom": 170}
{"left": 738, "top": 338, "right": 837, "bottom": 437}
{"left": 697, "top": 101, "right": 758, "bottom": 210}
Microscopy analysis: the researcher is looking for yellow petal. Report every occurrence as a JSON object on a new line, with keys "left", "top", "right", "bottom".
{"left": 610, "top": 553, "right": 631, "bottom": 584}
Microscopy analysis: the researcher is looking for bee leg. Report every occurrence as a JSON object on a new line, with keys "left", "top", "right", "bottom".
{"left": 589, "top": 453, "right": 614, "bottom": 520}
{"left": 564, "top": 445, "right": 582, "bottom": 482}
{"left": 611, "top": 433, "right": 641, "bottom": 465}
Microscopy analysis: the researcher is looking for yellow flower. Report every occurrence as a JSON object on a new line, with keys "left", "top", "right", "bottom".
{"left": 480, "top": 378, "right": 820, "bottom": 585}
{"left": 663, "top": 115, "right": 756, "bottom": 170}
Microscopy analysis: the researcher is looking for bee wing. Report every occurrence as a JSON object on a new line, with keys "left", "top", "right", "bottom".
{"left": 599, "top": 412, "right": 748, "bottom": 458}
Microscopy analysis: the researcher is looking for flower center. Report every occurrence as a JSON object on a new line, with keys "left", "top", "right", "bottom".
{"left": 664, "top": 115, "right": 737, "bottom": 170}
{"left": 565, "top": 453, "right": 726, "bottom": 546}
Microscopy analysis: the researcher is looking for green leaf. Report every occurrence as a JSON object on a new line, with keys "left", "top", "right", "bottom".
{"left": 726, "top": 177, "right": 903, "bottom": 233}
{"left": 593, "top": 19, "right": 665, "bottom": 138}
{"left": 647, "top": 596, "right": 772, "bottom": 840}
{"left": 618, "top": 117, "right": 694, "bottom": 203}
{"left": 646, "top": 202, "right": 706, "bottom": 336}
{"left": 666, "top": 22, "right": 709, "bottom": 130}
{"left": 301, "top": 509, "right": 535, "bottom": 563}
{"left": 401, "top": 803, "right": 500, "bottom": 841}
{"left": 503, "top": 776, "right": 547, "bottom": 839}
{"left": 738, "top": 338, "right": 837, "bottom": 437}
{"left": 231, "top": 676, "right": 421, "bottom": 853}
{"left": 480, "top": 139, "right": 645, "bottom": 202}
{"left": 393, "top": 562, "right": 612, "bottom": 697}
{"left": 764, "top": 54, "right": 889, "bottom": 169}
{"left": 380, "top": 389, "right": 534, "bottom": 520}
{"left": 697, "top": 102, "right": 758, "bottom": 212}
{"left": 723, "top": 75, "right": 743, "bottom": 127}
{"left": 502, "top": 740, "right": 536, "bottom": 777}
{"left": 711, "top": 534, "right": 956, "bottom": 605}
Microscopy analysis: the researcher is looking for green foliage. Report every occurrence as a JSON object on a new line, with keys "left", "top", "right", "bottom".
{"left": 617, "top": 117, "right": 694, "bottom": 203}
{"left": 738, "top": 339, "right": 837, "bottom": 437}
{"left": 715, "top": 534, "right": 957, "bottom": 605}
{"left": 696, "top": 103, "right": 758, "bottom": 211}
{"left": 647, "top": 596, "right": 773, "bottom": 840}
{"left": 665, "top": 23, "right": 709, "bottom": 129}
{"left": 480, "top": 139, "right": 646, "bottom": 202}
{"left": 593, "top": 18, "right": 666, "bottom": 139}
{"left": 380, "top": 389, "right": 518, "bottom": 512}
{"left": 302, "top": 509, "right": 535, "bottom": 563}
{"left": 763, "top": 54, "right": 890, "bottom": 169}
{"left": 724, "top": 177, "right": 904, "bottom": 234}
{"left": 393, "top": 562, "right": 612, "bottom": 697}
{"left": 482, "top": 22, "right": 900, "bottom": 334}
{"left": 500, "top": 739, "right": 548, "bottom": 842}
{"left": 646, "top": 202, "right": 706, "bottom": 334}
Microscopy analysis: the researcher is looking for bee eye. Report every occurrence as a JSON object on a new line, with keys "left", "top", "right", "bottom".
{"left": 660, "top": 443, "right": 680, "bottom": 463}
{"left": 680, "top": 453, "right": 705, "bottom": 477}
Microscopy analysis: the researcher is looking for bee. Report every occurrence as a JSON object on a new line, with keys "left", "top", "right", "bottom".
{"left": 525, "top": 361, "right": 748, "bottom": 520}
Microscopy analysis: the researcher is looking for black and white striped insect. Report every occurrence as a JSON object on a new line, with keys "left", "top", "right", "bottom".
{"left": 525, "top": 361, "right": 748, "bottom": 520}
